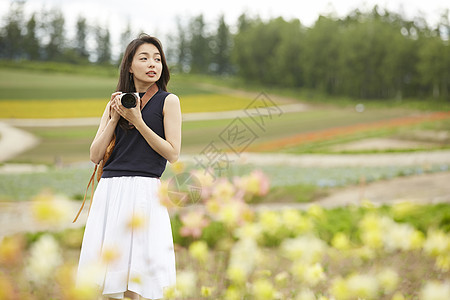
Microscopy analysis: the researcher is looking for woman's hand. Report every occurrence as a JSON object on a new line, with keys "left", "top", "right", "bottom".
{"left": 112, "top": 93, "right": 143, "bottom": 126}
{"left": 109, "top": 92, "right": 122, "bottom": 122}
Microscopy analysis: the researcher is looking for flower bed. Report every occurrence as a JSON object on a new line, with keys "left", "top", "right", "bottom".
{"left": 0, "top": 170, "right": 449, "bottom": 299}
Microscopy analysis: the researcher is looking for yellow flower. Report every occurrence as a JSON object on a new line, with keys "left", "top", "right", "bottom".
{"left": 424, "top": 230, "right": 450, "bottom": 257}
{"left": 377, "top": 268, "right": 399, "bottom": 293}
{"left": 191, "top": 169, "right": 214, "bottom": 188}
{"left": 329, "top": 277, "right": 350, "bottom": 300}
{"left": 420, "top": 280, "right": 450, "bottom": 300}
{"left": 102, "top": 247, "right": 120, "bottom": 264}
{"left": 189, "top": 240, "right": 209, "bottom": 264}
{"left": 218, "top": 201, "right": 242, "bottom": 228}
{"left": 302, "top": 263, "right": 326, "bottom": 287}
{"left": 226, "top": 265, "right": 246, "bottom": 285}
{"left": 170, "top": 161, "right": 185, "bottom": 174}
{"left": 163, "top": 285, "right": 181, "bottom": 299}
{"left": 212, "top": 179, "right": 235, "bottom": 201}
{"left": 234, "top": 222, "right": 262, "bottom": 241}
{"left": 31, "top": 192, "right": 72, "bottom": 226}
{"left": 307, "top": 204, "right": 325, "bottom": 219}
{"left": 274, "top": 271, "right": 289, "bottom": 288}
{"left": 158, "top": 180, "right": 176, "bottom": 209}
{"left": 0, "top": 272, "right": 15, "bottom": 300}
{"left": 331, "top": 232, "right": 351, "bottom": 251}
{"left": 252, "top": 278, "right": 276, "bottom": 300}
{"left": 258, "top": 210, "right": 282, "bottom": 236}
{"left": 201, "top": 286, "right": 214, "bottom": 297}
{"left": 391, "top": 200, "right": 420, "bottom": 219}
{"left": 205, "top": 198, "right": 221, "bottom": 216}
{"left": 224, "top": 285, "right": 242, "bottom": 300}
{"left": 410, "top": 229, "right": 425, "bottom": 249}
{"left": 282, "top": 209, "right": 312, "bottom": 234}
{"left": 0, "top": 235, "right": 24, "bottom": 266}
{"left": 436, "top": 254, "right": 450, "bottom": 272}
{"left": 127, "top": 213, "right": 147, "bottom": 231}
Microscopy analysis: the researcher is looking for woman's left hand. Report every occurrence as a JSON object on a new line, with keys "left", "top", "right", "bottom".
{"left": 112, "top": 95, "right": 143, "bottom": 126}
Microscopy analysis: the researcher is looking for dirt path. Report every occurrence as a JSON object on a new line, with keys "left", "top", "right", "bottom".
{"left": 253, "top": 171, "right": 450, "bottom": 211}
{"left": 0, "top": 121, "right": 38, "bottom": 162}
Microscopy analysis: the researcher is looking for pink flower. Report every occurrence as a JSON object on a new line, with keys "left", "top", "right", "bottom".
{"left": 180, "top": 210, "right": 210, "bottom": 238}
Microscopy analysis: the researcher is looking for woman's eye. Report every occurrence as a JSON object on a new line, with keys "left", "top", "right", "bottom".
{"left": 140, "top": 57, "right": 147, "bottom": 61}
{"left": 155, "top": 57, "right": 161, "bottom": 62}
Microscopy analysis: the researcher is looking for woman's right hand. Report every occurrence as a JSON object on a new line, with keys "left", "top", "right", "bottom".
{"left": 109, "top": 92, "right": 122, "bottom": 122}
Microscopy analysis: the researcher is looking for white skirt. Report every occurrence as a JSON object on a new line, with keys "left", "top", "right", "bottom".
{"left": 76, "top": 176, "right": 176, "bottom": 299}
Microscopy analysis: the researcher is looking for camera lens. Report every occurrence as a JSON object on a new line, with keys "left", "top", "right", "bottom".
{"left": 121, "top": 93, "right": 137, "bottom": 108}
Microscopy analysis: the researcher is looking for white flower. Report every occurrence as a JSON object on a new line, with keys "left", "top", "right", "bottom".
{"left": 377, "top": 268, "right": 399, "bottom": 293}
{"left": 346, "top": 273, "right": 379, "bottom": 299}
{"left": 420, "top": 281, "right": 450, "bottom": 300}
{"left": 228, "top": 238, "right": 260, "bottom": 279}
{"left": 303, "top": 263, "right": 326, "bottom": 286}
{"left": 25, "top": 234, "right": 63, "bottom": 284}
{"left": 175, "top": 270, "right": 197, "bottom": 297}
{"left": 296, "top": 288, "right": 316, "bottom": 300}
{"left": 280, "top": 235, "right": 327, "bottom": 263}
{"left": 424, "top": 230, "right": 450, "bottom": 257}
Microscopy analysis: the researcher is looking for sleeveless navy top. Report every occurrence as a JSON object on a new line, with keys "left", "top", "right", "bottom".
{"left": 102, "top": 89, "right": 170, "bottom": 178}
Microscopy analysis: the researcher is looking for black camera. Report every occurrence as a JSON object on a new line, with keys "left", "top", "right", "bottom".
{"left": 120, "top": 92, "right": 139, "bottom": 108}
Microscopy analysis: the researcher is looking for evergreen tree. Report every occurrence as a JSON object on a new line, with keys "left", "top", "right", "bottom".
{"left": 0, "top": 2, "right": 25, "bottom": 59}
{"left": 95, "top": 25, "right": 111, "bottom": 64}
{"left": 75, "top": 16, "right": 90, "bottom": 62}
{"left": 23, "top": 13, "right": 40, "bottom": 60}
{"left": 211, "top": 14, "right": 232, "bottom": 74}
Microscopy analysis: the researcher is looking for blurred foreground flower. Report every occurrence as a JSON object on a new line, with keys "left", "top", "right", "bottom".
{"left": 180, "top": 209, "right": 210, "bottom": 238}
{"left": 0, "top": 235, "right": 24, "bottom": 266}
{"left": 175, "top": 270, "right": 197, "bottom": 298}
{"left": 420, "top": 280, "right": 450, "bottom": 300}
{"left": 227, "top": 238, "right": 261, "bottom": 285}
{"left": 359, "top": 213, "right": 423, "bottom": 251}
{"left": 0, "top": 271, "right": 16, "bottom": 300}
{"left": 234, "top": 169, "right": 270, "bottom": 199}
{"left": 252, "top": 278, "right": 278, "bottom": 300}
{"left": 31, "top": 192, "right": 73, "bottom": 226}
{"left": 281, "top": 235, "right": 327, "bottom": 263}
{"left": 189, "top": 240, "right": 209, "bottom": 264}
{"left": 170, "top": 161, "right": 186, "bottom": 174}
{"left": 24, "top": 234, "right": 63, "bottom": 285}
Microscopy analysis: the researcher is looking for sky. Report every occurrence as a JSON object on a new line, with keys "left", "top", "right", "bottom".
{"left": 0, "top": 0, "right": 448, "bottom": 57}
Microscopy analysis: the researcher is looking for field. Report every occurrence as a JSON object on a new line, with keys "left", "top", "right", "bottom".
{"left": 0, "top": 64, "right": 450, "bottom": 299}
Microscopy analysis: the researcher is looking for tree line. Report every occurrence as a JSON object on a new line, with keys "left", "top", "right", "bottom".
{"left": 1, "top": 2, "right": 449, "bottom": 100}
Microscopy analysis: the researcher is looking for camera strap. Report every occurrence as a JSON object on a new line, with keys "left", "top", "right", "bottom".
{"left": 140, "top": 83, "right": 159, "bottom": 110}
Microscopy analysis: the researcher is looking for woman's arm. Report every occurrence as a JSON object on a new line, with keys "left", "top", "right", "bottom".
{"left": 112, "top": 93, "right": 182, "bottom": 163}
{"left": 90, "top": 92, "right": 121, "bottom": 164}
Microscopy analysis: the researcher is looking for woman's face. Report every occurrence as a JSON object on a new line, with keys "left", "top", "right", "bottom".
{"left": 129, "top": 43, "right": 162, "bottom": 91}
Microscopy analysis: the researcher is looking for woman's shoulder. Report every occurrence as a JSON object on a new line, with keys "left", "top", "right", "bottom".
{"left": 163, "top": 92, "right": 180, "bottom": 104}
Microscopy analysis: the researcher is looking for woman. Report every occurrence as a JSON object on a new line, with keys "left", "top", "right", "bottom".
{"left": 77, "top": 34, "right": 181, "bottom": 300}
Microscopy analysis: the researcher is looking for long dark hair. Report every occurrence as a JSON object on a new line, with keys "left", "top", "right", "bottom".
{"left": 116, "top": 34, "right": 170, "bottom": 129}
{"left": 116, "top": 33, "right": 170, "bottom": 93}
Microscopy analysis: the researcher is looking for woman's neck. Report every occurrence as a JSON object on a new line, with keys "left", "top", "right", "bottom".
{"left": 136, "top": 82, "right": 157, "bottom": 93}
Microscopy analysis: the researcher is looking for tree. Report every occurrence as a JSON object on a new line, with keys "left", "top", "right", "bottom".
{"left": 0, "top": 1, "right": 25, "bottom": 59}
{"left": 44, "top": 8, "right": 65, "bottom": 61}
{"left": 189, "top": 14, "right": 210, "bottom": 73}
{"left": 75, "top": 16, "right": 90, "bottom": 62}
{"left": 211, "top": 14, "right": 232, "bottom": 74}
{"left": 95, "top": 25, "right": 111, "bottom": 65}
{"left": 23, "top": 13, "right": 40, "bottom": 60}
